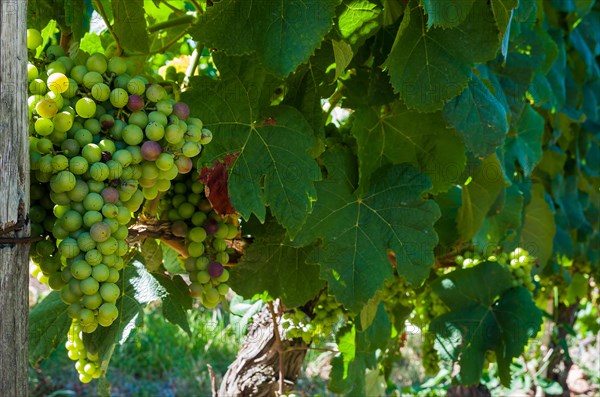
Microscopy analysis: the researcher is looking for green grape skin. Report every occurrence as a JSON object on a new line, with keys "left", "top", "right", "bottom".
{"left": 82, "top": 71, "right": 103, "bottom": 89}
{"left": 75, "top": 98, "right": 96, "bottom": 119}
{"left": 122, "top": 124, "right": 144, "bottom": 146}
{"left": 109, "top": 88, "right": 128, "bottom": 108}
{"left": 27, "top": 28, "right": 43, "bottom": 49}
{"left": 86, "top": 53, "right": 108, "bottom": 74}
{"left": 108, "top": 57, "right": 127, "bottom": 75}
{"left": 126, "top": 78, "right": 145, "bottom": 95}
{"left": 91, "top": 83, "right": 110, "bottom": 102}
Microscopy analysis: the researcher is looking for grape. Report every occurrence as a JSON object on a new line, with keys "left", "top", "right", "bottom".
{"left": 47, "top": 73, "right": 70, "bottom": 94}
{"left": 108, "top": 57, "right": 127, "bottom": 75}
{"left": 91, "top": 83, "right": 110, "bottom": 101}
{"left": 110, "top": 88, "right": 128, "bottom": 108}
{"left": 146, "top": 84, "right": 166, "bottom": 102}
{"left": 86, "top": 53, "right": 108, "bottom": 74}
{"left": 34, "top": 118, "right": 54, "bottom": 136}
{"left": 138, "top": 141, "right": 160, "bottom": 162}
{"left": 90, "top": 222, "right": 111, "bottom": 243}
{"left": 207, "top": 262, "right": 224, "bottom": 278}
{"left": 173, "top": 102, "right": 190, "bottom": 120}
{"left": 76, "top": 98, "right": 96, "bottom": 118}
{"left": 155, "top": 152, "right": 174, "bottom": 171}
{"left": 27, "top": 28, "right": 43, "bottom": 49}
{"left": 54, "top": 112, "right": 74, "bottom": 133}
{"left": 127, "top": 95, "right": 144, "bottom": 112}
{"left": 175, "top": 156, "right": 193, "bottom": 174}
{"left": 127, "top": 78, "right": 146, "bottom": 95}
{"left": 46, "top": 61, "right": 67, "bottom": 75}
{"left": 36, "top": 98, "right": 59, "bottom": 118}
{"left": 122, "top": 124, "right": 144, "bottom": 145}
{"left": 28, "top": 64, "right": 39, "bottom": 81}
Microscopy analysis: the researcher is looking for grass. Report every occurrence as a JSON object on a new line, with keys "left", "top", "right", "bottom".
{"left": 29, "top": 303, "right": 240, "bottom": 397}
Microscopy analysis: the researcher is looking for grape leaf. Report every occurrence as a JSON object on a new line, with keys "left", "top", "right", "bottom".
{"left": 79, "top": 32, "right": 104, "bottom": 54}
{"left": 444, "top": 72, "right": 509, "bottom": 157}
{"left": 491, "top": 0, "right": 518, "bottom": 50}
{"left": 184, "top": 56, "right": 321, "bottom": 237}
{"left": 337, "top": 0, "right": 382, "bottom": 45}
{"left": 332, "top": 39, "right": 354, "bottom": 80}
{"left": 295, "top": 148, "right": 440, "bottom": 312}
{"left": 504, "top": 105, "right": 545, "bottom": 177}
{"left": 520, "top": 184, "right": 555, "bottom": 268}
{"left": 229, "top": 218, "right": 324, "bottom": 308}
{"left": 190, "top": 0, "right": 341, "bottom": 76}
{"left": 160, "top": 242, "right": 184, "bottom": 274}
{"left": 28, "top": 291, "right": 70, "bottom": 365}
{"left": 430, "top": 263, "right": 542, "bottom": 386}
{"left": 350, "top": 101, "right": 466, "bottom": 194}
{"left": 153, "top": 274, "right": 193, "bottom": 336}
{"left": 457, "top": 154, "right": 507, "bottom": 241}
{"left": 140, "top": 238, "right": 163, "bottom": 272}
{"left": 330, "top": 304, "right": 390, "bottom": 395}
{"left": 422, "top": 0, "right": 475, "bottom": 28}
{"left": 384, "top": 0, "right": 499, "bottom": 111}
{"left": 83, "top": 261, "right": 165, "bottom": 362}
{"left": 111, "top": 0, "right": 149, "bottom": 53}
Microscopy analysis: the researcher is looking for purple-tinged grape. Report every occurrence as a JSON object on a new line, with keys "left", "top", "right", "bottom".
{"left": 99, "top": 114, "right": 115, "bottom": 130}
{"left": 171, "top": 220, "right": 188, "bottom": 237}
{"left": 203, "top": 218, "right": 219, "bottom": 235}
{"left": 207, "top": 262, "right": 224, "bottom": 279}
{"left": 101, "top": 151, "right": 112, "bottom": 162}
{"left": 90, "top": 222, "right": 111, "bottom": 243}
{"left": 127, "top": 95, "right": 144, "bottom": 112}
{"left": 172, "top": 102, "right": 190, "bottom": 120}
{"left": 141, "top": 141, "right": 162, "bottom": 161}
{"left": 101, "top": 187, "right": 119, "bottom": 204}
{"left": 175, "top": 156, "right": 193, "bottom": 174}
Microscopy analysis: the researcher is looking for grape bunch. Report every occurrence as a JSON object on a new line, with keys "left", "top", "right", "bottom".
{"left": 282, "top": 292, "right": 348, "bottom": 343}
{"left": 65, "top": 320, "right": 101, "bottom": 383}
{"left": 159, "top": 172, "right": 239, "bottom": 308}
{"left": 26, "top": 26, "right": 211, "bottom": 338}
{"left": 380, "top": 274, "right": 415, "bottom": 315}
{"left": 412, "top": 290, "right": 447, "bottom": 375}
{"left": 455, "top": 248, "right": 536, "bottom": 291}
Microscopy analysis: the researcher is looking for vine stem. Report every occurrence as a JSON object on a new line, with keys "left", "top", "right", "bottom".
{"left": 183, "top": 45, "right": 203, "bottom": 87}
{"left": 92, "top": 0, "right": 122, "bottom": 56}
{"left": 137, "top": 30, "right": 187, "bottom": 57}
{"left": 147, "top": 14, "right": 196, "bottom": 33}
{"left": 267, "top": 301, "right": 285, "bottom": 396}
{"left": 324, "top": 85, "right": 344, "bottom": 123}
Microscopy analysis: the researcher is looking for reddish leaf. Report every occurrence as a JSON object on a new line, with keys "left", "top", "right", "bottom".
{"left": 199, "top": 155, "right": 239, "bottom": 216}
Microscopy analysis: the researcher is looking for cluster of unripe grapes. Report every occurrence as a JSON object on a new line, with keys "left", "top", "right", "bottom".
{"left": 159, "top": 172, "right": 239, "bottom": 308}
{"left": 380, "top": 274, "right": 415, "bottom": 315}
{"left": 65, "top": 321, "right": 101, "bottom": 384}
{"left": 455, "top": 247, "right": 536, "bottom": 291}
{"left": 281, "top": 292, "right": 348, "bottom": 343}
{"left": 26, "top": 27, "right": 212, "bottom": 380}
{"left": 412, "top": 290, "right": 447, "bottom": 375}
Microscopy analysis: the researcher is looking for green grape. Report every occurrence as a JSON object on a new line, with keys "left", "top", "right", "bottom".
{"left": 86, "top": 53, "right": 108, "bottom": 74}
{"left": 27, "top": 28, "right": 43, "bottom": 49}
{"left": 109, "top": 88, "right": 128, "bottom": 108}
{"left": 108, "top": 57, "right": 127, "bottom": 75}
{"left": 75, "top": 98, "right": 96, "bottom": 119}
{"left": 91, "top": 83, "right": 110, "bottom": 101}
{"left": 47, "top": 73, "right": 70, "bottom": 94}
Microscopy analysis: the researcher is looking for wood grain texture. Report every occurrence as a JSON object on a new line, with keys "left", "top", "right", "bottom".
{"left": 219, "top": 300, "right": 307, "bottom": 397}
{"left": 0, "top": 0, "right": 30, "bottom": 395}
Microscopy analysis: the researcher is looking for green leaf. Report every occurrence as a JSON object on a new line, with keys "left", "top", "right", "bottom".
{"left": 28, "top": 292, "right": 70, "bottom": 365}
{"left": 63, "top": 0, "right": 84, "bottom": 40}
{"left": 337, "top": 0, "right": 382, "bottom": 45}
{"left": 141, "top": 238, "right": 163, "bottom": 272}
{"left": 491, "top": 0, "right": 518, "bottom": 48}
{"left": 191, "top": 0, "right": 341, "bottom": 76}
{"left": 184, "top": 56, "right": 321, "bottom": 237}
{"left": 283, "top": 45, "right": 336, "bottom": 139}
{"left": 153, "top": 274, "right": 193, "bottom": 336}
{"left": 83, "top": 261, "right": 165, "bottom": 362}
{"left": 431, "top": 264, "right": 542, "bottom": 386}
{"left": 350, "top": 101, "right": 466, "bottom": 194}
{"left": 504, "top": 105, "right": 545, "bottom": 177}
{"left": 229, "top": 218, "right": 324, "bottom": 308}
{"left": 330, "top": 304, "right": 390, "bottom": 395}
{"left": 520, "top": 183, "right": 555, "bottom": 268}
{"left": 457, "top": 154, "right": 506, "bottom": 241}
{"left": 111, "top": 0, "right": 149, "bottom": 53}
{"left": 384, "top": 0, "right": 499, "bottom": 111}
{"left": 229, "top": 294, "right": 264, "bottom": 334}
{"left": 422, "top": 0, "right": 475, "bottom": 28}
{"left": 443, "top": 72, "right": 509, "bottom": 157}
{"left": 332, "top": 39, "right": 354, "bottom": 80}
{"left": 295, "top": 148, "right": 440, "bottom": 312}
{"left": 160, "top": 242, "right": 184, "bottom": 274}
{"left": 79, "top": 32, "right": 104, "bottom": 54}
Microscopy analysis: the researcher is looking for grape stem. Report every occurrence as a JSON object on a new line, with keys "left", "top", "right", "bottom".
{"left": 183, "top": 45, "right": 203, "bottom": 87}
{"left": 147, "top": 15, "right": 196, "bottom": 33}
{"left": 206, "top": 364, "right": 218, "bottom": 397}
{"left": 92, "top": 0, "right": 123, "bottom": 56}
{"left": 267, "top": 301, "right": 285, "bottom": 396}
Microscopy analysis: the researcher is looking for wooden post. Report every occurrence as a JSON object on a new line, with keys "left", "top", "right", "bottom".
{"left": 0, "top": 0, "right": 30, "bottom": 395}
